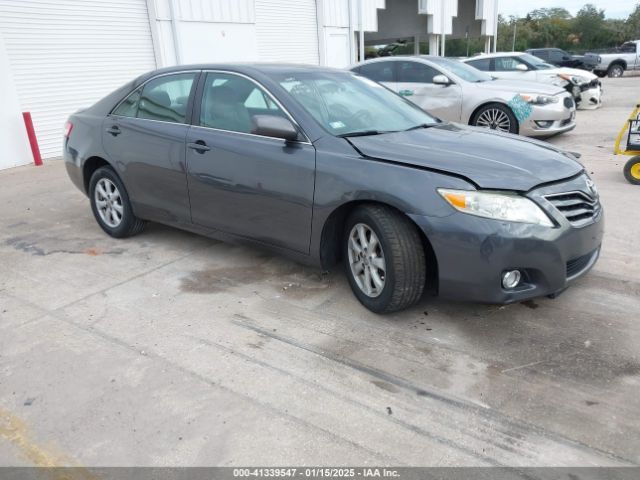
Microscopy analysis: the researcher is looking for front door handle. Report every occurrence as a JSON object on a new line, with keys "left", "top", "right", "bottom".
{"left": 187, "top": 140, "right": 211, "bottom": 153}
{"left": 106, "top": 125, "right": 121, "bottom": 136}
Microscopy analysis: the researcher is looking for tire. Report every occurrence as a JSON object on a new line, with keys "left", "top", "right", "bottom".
{"left": 343, "top": 204, "right": 426, "bottom": 313}
{"left": 89, "top": 166, "right": 146, "bottom": 238}
{"left": 623, "top": 156, "right": 640, "bottom": 185}
{"left": 594, "top": 71, "right": 607, "bottom": 78}
{"left": 471, "top": 103, "right": 519, "bottom": 135}
{"left": 607, "top": 64, "right": 624, "bottom": 78}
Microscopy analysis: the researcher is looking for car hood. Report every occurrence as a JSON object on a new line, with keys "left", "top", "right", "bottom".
{"left": 348, "top": 123, "right": 583, "bottom": 191}
{"left": 475, "top": 79, "right": 566, "bottom": 95}
{"left": 541, "top": 67, "right": 598, "bottom": 81}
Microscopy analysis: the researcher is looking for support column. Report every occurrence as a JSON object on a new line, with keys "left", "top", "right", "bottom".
{"left": 484, "top": 36, "right": 491, "bottom": 54}
{"left": 429, "top": 34, "right": 439, "bottom": 55}
{"left": 414, "top": 35, "right": 420, "bottom": 55}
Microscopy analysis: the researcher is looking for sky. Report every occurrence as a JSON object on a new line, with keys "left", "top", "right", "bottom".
{"left": 498, "top": 0, "right": 636, "bottom": 19}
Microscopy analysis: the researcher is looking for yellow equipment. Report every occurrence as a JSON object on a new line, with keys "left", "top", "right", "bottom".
{"left": 614, "top": 103, "right": 640, "bottom": 185}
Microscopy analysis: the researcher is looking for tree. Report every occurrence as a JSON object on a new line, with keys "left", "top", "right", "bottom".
{"left": 627, "top": 3, "right": 640, "bottom": 39}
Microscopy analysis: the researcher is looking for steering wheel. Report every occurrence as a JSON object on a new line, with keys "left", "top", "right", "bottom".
{"left": 349, "top": 109, "right": 374, "bottom": 128}
{"left": 330, "top": 104, "right": 374, "bottom": 129}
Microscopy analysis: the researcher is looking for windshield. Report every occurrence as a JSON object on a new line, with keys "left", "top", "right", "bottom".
{"left": 519, "top": 53, "right": 555, "bottom": 70}
{"left": 429, "top": 57, "right": 493, "bottom": 82}
{"left": 274, "top": 72, "right": 438, "bottom": 137}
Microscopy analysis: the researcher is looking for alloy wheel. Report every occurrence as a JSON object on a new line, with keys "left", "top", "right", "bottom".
{"left": 95, "top": 178, "right": 123, "bottom": 228}
{"left": 475, "top": 108, "right": 511, "bottom": 132}
{"left": 347, "top": 223, "right": 386, "bottom": 298}
{"left": 610, "top": 66, "right": 623, "bottom": 78}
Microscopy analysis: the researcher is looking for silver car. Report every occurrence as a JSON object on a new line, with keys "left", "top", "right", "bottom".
{"left": 351, "top": 56, "right": 576, "bottom": 138}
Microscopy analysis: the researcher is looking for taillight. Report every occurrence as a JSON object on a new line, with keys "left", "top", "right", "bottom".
{"left": 63, "top": 121, "right": 73, "bottom": 138}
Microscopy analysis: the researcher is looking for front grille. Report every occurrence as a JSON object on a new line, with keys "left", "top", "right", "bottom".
{"left": 545, "top": 190, "right": 601, "bottom": 227}
{"left": 566, "top": 249, "right": 598, "bottom": 278}
{"left": 563, "top": 96, "right": 574, "bottom": 109}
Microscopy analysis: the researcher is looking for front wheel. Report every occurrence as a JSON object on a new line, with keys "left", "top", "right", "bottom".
{"left": 607, "top": 64, "right": 624, "bottom": 78}
{"left": 89, "top": 166, "right": 146, "bottom": 238}
{"left": 343, "top": 205, "right": 426, "bottom": 313}
{"left": 623, "top": 156, "right": 640, "bottom": 185}
{"left": 471, "top": 103, "right": 519, "bottom": 135}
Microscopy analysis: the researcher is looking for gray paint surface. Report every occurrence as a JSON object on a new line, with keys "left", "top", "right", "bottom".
{"left": 64, "top": 63, "right": 598, "bottom": 305}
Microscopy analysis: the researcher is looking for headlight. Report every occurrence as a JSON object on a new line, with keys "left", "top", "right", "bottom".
{"left": 437, "top": 189, "right": 554, "bottom": 227}
{"left": 558, "top": 73, "right": 589, "bottom": 85}
{"left": 519, "top": 94, "right": 559, "bottom": 105}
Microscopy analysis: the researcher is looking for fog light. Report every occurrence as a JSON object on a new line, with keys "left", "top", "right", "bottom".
{"left": 502, "top": 270, "right": 522, "bottom": 289}
{"left": 535, "top": 120, "right": 554, "bottom": 128}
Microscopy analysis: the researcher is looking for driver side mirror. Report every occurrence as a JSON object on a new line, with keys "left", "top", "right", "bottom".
{"left": 251, "top": 115, "right": 300, "bottom": 142}
{"left": 515, "top": 64, "right": 529, "bottom": 71}
{"left": 433, "top": 74, "right": 453, "bottom": 86}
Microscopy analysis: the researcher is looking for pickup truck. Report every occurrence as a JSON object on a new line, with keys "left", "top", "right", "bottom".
{"left": 584, "top": 40, "right": 640, "bottom": 78}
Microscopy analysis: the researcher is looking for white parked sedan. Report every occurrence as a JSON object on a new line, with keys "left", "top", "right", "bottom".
{"left": 462, "top": 52, "right": 602, "bottom": 109}
{"left": 351, "top": 56, "right": 576, "bottom": 138}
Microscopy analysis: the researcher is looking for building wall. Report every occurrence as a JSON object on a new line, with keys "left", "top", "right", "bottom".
{"left": 0, "top": 33, "right": 31, "bottom": 170}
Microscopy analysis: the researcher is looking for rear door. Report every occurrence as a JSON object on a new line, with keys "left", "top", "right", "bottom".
{"left": 395, "top": 61, "right": 462, "bottom": 121}
{"left": 185, "top": 71, "right": 316, "bottom": 254}
{"left": 103, "top": 72, "right": 199, "bottom": 223}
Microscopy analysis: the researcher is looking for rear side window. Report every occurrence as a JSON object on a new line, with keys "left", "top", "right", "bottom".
{"left": 358, "top": 62, "right": 395, "bottom": 83}
{"left": 466, "top": 58, "right": 491, "bottom": 71}
{"left": 137, "top": 73, "right": 196, "bottom": 124}
{"left": 397, "top": 61, "right": 439, "bottom": 83}
{"left": 113, "top": 88, "right": 141, "bottom": 117}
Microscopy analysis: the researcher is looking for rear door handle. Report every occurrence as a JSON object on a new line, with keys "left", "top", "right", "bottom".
{"left": 187, "top": 140, "right": 210, "bottom": 153}
{"left": 106, "top": 125, "right": 121, "bottom": 136}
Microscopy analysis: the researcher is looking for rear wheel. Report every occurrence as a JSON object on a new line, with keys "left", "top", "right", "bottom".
{"left": 623, "top": 156, "right": 640, "bottom": 185}
{"left": 607, "top": 64, "right": 624, "bottom": 78}
{"left": 89, "top": 166, "right": 146, "bottom": 238}
{"left": 343, "top": 205, "right": 426, "bottom": 313}
{"left": 471, "top": 103, "right": 518, "bottom": 134}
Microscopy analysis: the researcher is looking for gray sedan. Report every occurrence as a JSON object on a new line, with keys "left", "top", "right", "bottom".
{"left": 64, "top": 64, "right": 602, "bottom": 313}
{"left": 352, "top": 56, "right": 576, "bottom": 137}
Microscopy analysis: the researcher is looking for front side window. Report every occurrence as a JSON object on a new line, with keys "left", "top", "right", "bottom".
{"left": 429, "top": 57, "right": 492, "bottom": 82}
{"left": 137, "top": 73, "right": 196, "bottom": 124}
{"left": 397, "top": 61, "right": 438, "bottom": 83}
{"left": 276, "top": 72, "right": 438, "bottom": 137}
{"left": 495, "top": 56, "right": 529, "bottom": 72}
{"left": 199, "top": 72, "right": 287, "bottom": 134}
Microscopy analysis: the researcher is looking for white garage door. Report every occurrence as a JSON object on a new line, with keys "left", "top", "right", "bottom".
{"left": 255, "top": 0, "right": 319, "bottom": 64}
{"left": 0, "top": 0, "right": 157, "bottom": 159}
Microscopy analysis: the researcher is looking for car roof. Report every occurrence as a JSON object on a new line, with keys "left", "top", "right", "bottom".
{"left": 134, "top": 63, "right": 349, "bottom": 84}
{"left": 464, "top": 52, "right": 526, "bottom": 59}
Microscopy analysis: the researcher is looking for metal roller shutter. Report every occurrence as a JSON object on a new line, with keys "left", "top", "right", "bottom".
{"left": 0, "top": 0, "right": 157, "bottom": 159}
{"left": 255, "top": 0, "right": 319, "bottom": 64}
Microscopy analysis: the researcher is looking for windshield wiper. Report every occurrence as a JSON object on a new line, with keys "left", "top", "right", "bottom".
{"left": 337, "top": 130, "right": 390, "bottom": 138}
{"left": 403, "top": 123, "right": 438, "bottom": 131}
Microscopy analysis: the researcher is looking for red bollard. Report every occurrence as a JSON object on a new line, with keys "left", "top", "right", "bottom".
{"left": 22, "top": 112, "right": 43, "bottom": 166}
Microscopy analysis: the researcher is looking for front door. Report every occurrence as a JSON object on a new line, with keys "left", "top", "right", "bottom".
{"left": 186, "top": 71, "right": 316, "bottom": 254}
{"left": 395, "top": 61, "right": 462, "bottom": 121}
